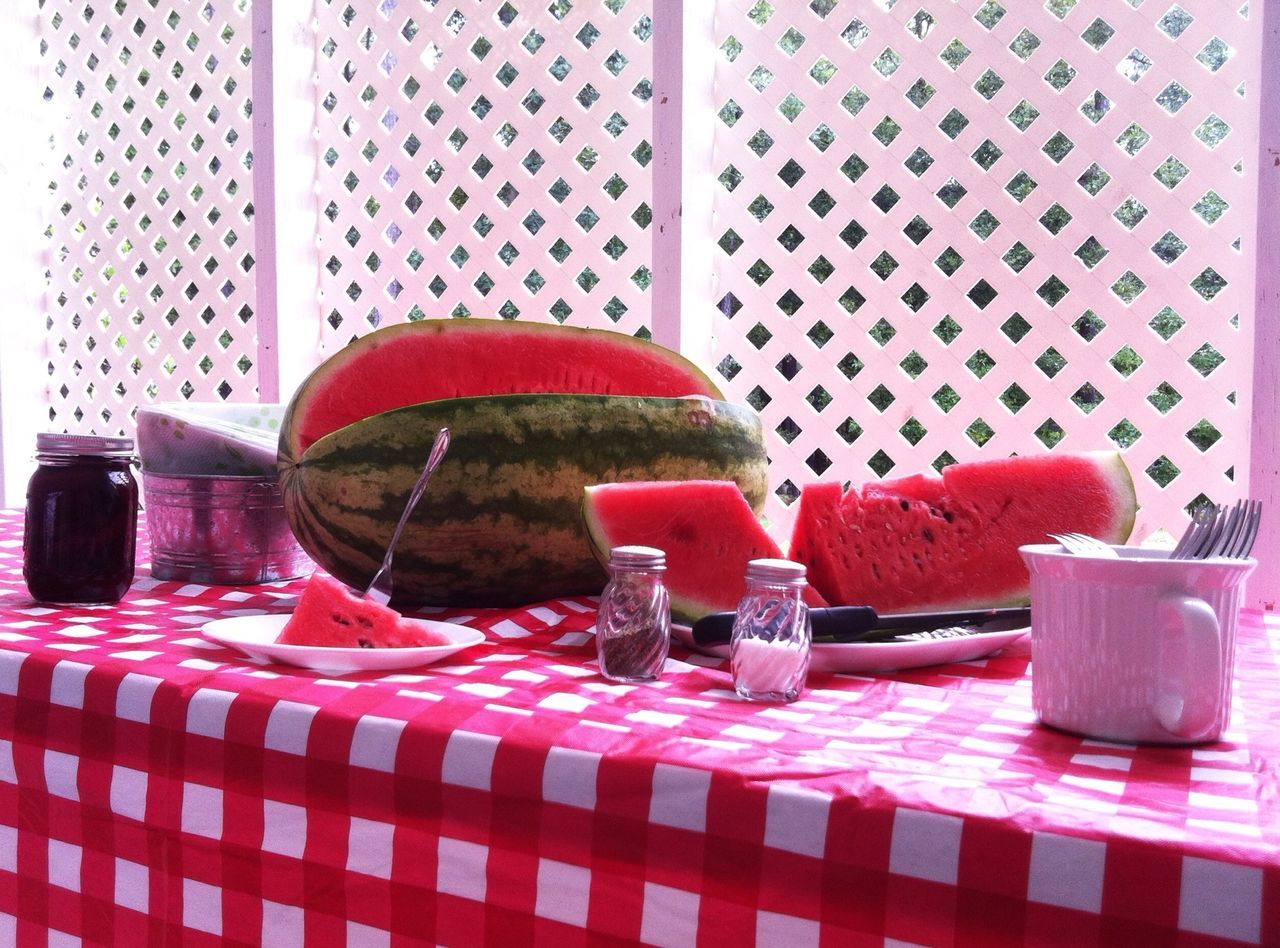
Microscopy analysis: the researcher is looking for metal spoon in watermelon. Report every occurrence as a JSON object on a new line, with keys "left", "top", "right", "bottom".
{"left": 364, "top": 426, "right": 451, "bottom": 606}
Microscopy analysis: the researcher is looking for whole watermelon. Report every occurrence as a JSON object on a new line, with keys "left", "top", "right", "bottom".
{"left": 280, "top": 393, "right": 768, "bottom": 607}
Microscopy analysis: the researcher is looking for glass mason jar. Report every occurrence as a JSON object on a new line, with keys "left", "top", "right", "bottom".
{"left": 730, "top": 558, "right": 812, "bottom": 702}
{"left": 23, "top": 433, "right": 139, "bottom": 606}
{"left": 596, "top": 545, "right": 671, "bottom": 682}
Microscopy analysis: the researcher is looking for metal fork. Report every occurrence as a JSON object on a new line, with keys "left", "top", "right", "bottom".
{"left": 363, "top": 427, "right": 451, "bottom": 605}
{"left": 1049, "top": 532, "right": 1120, "bottom": 558}
{"left": 1171, "top": 499, "right": 1262, "bottom": 560}
{"left": 1168, "top": 503, "right": 1219, "bottom": 559}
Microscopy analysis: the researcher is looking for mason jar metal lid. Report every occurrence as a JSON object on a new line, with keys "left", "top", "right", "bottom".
{"left": 745, "top": 557, "right": 807, "bottom": 585}
{"left": 36, "top": 432, "right": 135, "bottom": 458}
{"left": 608, "top": 545, "right": 666, "bottom": 570}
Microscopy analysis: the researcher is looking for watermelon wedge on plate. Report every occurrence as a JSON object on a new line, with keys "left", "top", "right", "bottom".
{"left": 278, "top": 572, "right": 452, "bottom": 648}
{"left": 789, "top": 451, "right": 1137, "bottom": 612}
{"left": 582, "top": 480, "right": 826, "bottom": 626}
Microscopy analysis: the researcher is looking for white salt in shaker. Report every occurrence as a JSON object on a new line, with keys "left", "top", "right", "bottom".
{"left": 730, "top": 558, "right": 812, "bottom": 702}
{"left": 596, "top": 545, "right": 671, "bottom": 682}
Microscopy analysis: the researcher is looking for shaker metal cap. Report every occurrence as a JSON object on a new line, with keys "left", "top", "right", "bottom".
{"left": 745, "top": 557, "right": 807, "bottom": 585}
{"left": 36, "top": 432, "right": 135, "bottom": 457}
{"left": 608, "top": 545, "right": 666, "bottom": 570}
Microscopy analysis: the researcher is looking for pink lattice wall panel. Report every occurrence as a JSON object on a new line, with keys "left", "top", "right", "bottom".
{"left": 311, "top": 0, "right": 656, "bottom": 355}
{"left": 706, "top": 0, "right": 1258, "bottom": 541}
{"left": 34, "top": 0, "right": 1263, "bottom": 556}
{"left": 40, "top": 0, "right": 261, "bottom": 430}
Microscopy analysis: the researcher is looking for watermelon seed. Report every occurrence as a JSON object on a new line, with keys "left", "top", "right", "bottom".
{"left": 922, "top": 527, "right": 934, "bottom": 543}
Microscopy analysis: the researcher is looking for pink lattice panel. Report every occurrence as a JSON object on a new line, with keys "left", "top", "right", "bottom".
{"left": 707, "top": 0, "right": 1258, "bottom": 542}
{"left": 39, "top": 0, "right": 262, "bottom": 430}
{"left": 311, "top": 0, "right": 657, "bottom": 357}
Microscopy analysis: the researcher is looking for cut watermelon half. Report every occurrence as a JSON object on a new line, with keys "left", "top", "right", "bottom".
{"left": 789, "top": 451, "right": 1137, "bottom": 612}
{"left": 278, "top": 572, "right": 452, "bottom": 648}
{"left": 582, "top": 480, "right": 826, "bottom": 626}
{"left": 280, "top": 319, "right": 724, "bottom": 464}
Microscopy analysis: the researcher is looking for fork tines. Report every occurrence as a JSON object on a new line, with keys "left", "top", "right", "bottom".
{"left": 1049, "top": 532, "right": 1118, "bottom": 558}
{"left": 1230, "top": 499, "right": 1263, "bottom": 558}
{"left": 1172, "top": 499, "right": 1263, "bottom": 560}
{"left": 1170, "top": 503, "right": 1217, "bottom": 559}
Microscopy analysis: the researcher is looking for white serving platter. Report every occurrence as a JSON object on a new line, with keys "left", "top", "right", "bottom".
{"left": 673, "top": 623, "right": 1029, "bottom": 674}
{"left": 201, "top": 614, "right": 485, "bottom": 673}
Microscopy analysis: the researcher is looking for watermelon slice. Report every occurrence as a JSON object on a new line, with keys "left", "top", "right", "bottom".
{"left": 280, "top": 319, "right": 723, "bottom": 463}
{"left": 278, "top": 573, "right": 452, "bottom": 648}
{"left": 582, "top": 480, "right": 826, "bottom": 626}
{"left": 789, "top": 451, "right": 1137, "bottom": 612}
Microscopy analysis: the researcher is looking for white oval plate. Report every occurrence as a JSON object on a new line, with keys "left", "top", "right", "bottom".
{"left": 202, "top": 614, "right": 485, "bottom": 673}
{"left": 808, "top": 626, "right": 1029, "bottom": 674}
{"left": 673, "top": 624, "right": 1029, "bottom": 674}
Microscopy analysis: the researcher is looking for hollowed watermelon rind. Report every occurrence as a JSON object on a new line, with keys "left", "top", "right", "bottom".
{"left": 280, "top": 319, "right": 724, "bottom": 466}
{"left": 789, "top": 451, "right": 1137, "bottom": 612}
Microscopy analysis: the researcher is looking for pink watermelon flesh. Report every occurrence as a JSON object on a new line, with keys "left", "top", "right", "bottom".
{"left": 789, "top": 451, "right": 1137, "bottom": 612}
{"left": 278, "top": 573, "right": 452, "bottom": 648}
{"left": 582, "top": 480, "right": 826, "bottom": 626}
{"left": 285, "top": 319, "right": 723, "bottom": 459}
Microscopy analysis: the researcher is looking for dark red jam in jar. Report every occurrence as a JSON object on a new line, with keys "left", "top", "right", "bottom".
{"left": 23, "top": 433, "right": 139, "bottom": 605}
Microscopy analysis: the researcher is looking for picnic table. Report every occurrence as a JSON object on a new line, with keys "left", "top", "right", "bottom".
{"left": 0, "top": 507, "right": 1274, "bottom": 945}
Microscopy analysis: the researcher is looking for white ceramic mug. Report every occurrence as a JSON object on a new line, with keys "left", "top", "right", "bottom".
{"left": 1020, "top": 545, "right": 1256, "bottom": 744}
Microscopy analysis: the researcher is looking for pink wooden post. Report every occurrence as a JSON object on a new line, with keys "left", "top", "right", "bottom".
{"left": 250, "top": 0, "right": 281, "bottom": 404}
{"left": 650, "top": 0, "right": 682, "bottom": 354}
{"left": 1249, "top": 3, "right": 1280, "bottom": 610}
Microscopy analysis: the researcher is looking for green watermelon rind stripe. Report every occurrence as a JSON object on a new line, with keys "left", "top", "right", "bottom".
{"left": 300, "top": 393, "right": 761, "bottom": 460}
{"left": 286, "top": 487, "right": 601, "bottom": 600}
{"left": 282, "top": 393, "right": 767, "bottom": 606}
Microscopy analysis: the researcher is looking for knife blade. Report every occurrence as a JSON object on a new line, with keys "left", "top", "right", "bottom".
{"left": 690, "top": 605, "right": 1030, "bottom": 646}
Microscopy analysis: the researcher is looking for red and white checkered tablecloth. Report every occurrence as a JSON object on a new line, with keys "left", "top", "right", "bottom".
{"left": 0, "top": 507, "right": 1276, "bottom": 946}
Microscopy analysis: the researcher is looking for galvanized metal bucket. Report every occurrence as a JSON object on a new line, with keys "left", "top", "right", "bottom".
{"left": 142, "top": 472, "right": 313, "bottom": 584}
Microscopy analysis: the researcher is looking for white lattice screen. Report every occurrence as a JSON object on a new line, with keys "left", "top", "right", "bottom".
{"left": 33, "top": 0, "right": 1261, "bottom": 548}
{"left": 40, "top": 0, "right": 261, "bottom": 427}
{"left": 311, "top": 0, "right": 657, "bottom": 352}
{"left": 705, "top": 0, "right": 1257, "bottom": 540}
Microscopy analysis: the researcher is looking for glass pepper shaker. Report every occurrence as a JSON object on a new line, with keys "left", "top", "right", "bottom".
{"left": 23, "top": 433, "right": 139, "bottom": 606}
{"left": 730, "top": 558, "right": 812, "bottom": 702}
{"left": 596, "top": 545, "right": 671, "bottom": 682}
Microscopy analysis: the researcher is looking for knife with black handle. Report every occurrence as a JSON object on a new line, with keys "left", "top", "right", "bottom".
{"left": 690, "top": 605, "right": 1030, "bottom": 646}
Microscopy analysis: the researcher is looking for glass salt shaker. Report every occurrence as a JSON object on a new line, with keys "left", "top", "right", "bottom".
{"left": 596, "top": 545, "right": 671, "bottom": 682}
{"left": 730, "top": 558, "right": 812, "bottom": 702}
